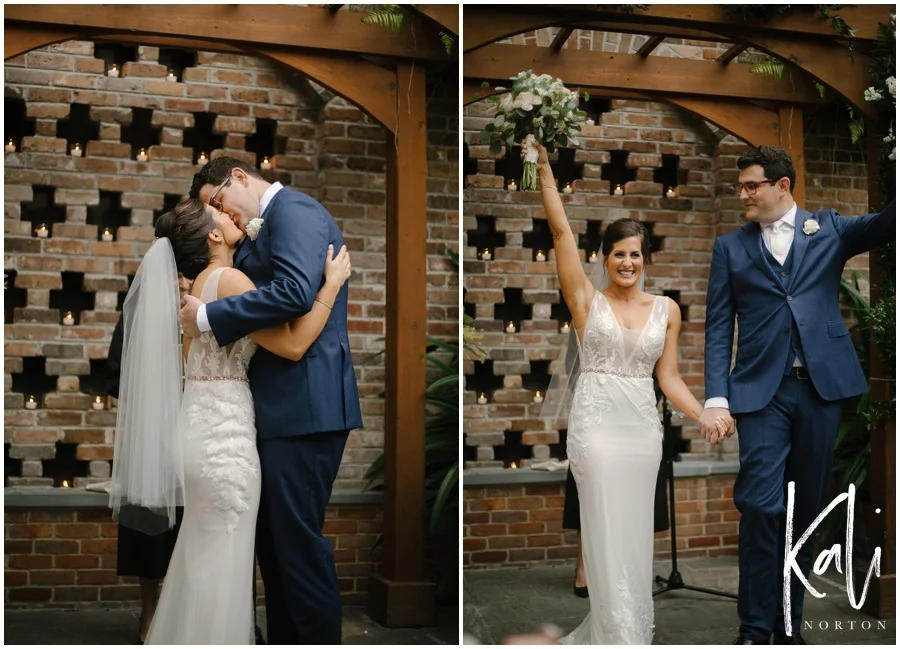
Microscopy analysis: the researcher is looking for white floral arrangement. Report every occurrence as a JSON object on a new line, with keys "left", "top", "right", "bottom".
{"left": 802, "top": 219, "right": 820, "bottom": 236}
{"left": 246, "top": 218, "right": 264, "bottom": 241}
{"left": 479, "top": 70, "right": 587, "bottom": 190}
{"left": 864, "top": 15, "right": 895, "bottom": 162}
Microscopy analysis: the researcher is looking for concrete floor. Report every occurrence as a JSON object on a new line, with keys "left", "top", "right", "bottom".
{"left": 464, "top": 557, "right": 894, "bottom": 645}
{"left": 4, "top": 604, "right": 459, "bottom": 645}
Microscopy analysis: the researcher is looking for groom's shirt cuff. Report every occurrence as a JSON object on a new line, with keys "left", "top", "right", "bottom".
{"left": 197, "top": 304, "right": 212, "bottom": 334}
{"left": 704, "top": 397, "right": 730, "bottom": 410}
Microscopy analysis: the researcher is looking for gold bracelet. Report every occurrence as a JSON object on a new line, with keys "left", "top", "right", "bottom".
{"left": 315, "top": 298, "right": 333, "bottom": 310}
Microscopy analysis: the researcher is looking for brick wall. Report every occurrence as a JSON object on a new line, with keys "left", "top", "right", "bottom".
{"left": 463, "top": 475, "right": 739, "bottom": 569}
{"left": 4, "top": 40, "right": 458, "bottom": 491}
{"left": 4, "top": 504, "right": 383, "bottom": 608}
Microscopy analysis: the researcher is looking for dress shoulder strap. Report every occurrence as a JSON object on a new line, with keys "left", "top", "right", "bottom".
{"left": 200, "top": 267, "right": 228, "bottom": 304}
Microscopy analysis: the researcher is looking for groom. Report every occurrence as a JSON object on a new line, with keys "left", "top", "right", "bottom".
{"left": 699, "top": 145, "right": 895, "bottom": 644}
{"left": 179, "top": 157, "right": 363, "bottom": 644}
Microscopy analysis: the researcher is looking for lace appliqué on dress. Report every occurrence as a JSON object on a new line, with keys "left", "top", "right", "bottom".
{"left": 599, "top": 565, "right": 655, "bottom": 644}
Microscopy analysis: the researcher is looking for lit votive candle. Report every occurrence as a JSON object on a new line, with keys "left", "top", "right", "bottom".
{"left": 166, "top": 70, "right": 177, "bottom": 83}
{"left": 563, "top": 182, "right": 573, "bottom": 194}
{"left": 70, "top": 143, "right": 82, "bottom": 157}
{"left": 533, "top": 390, "right": 544, "bottom": 404}
{"left": 101, "top": 228, "right": 113, "bottom": 242}
{"left": 477, "top": 392, "right": 488, "bottom": 405}
{"left": 505, "top": 321, "right": 516, "bottom": 334}
{"left": 666, "top": 186, "right": 676, "bottom": 198}
{"left": 35, "top": 224, "right": 49, "bottom": 238}
{"left": 260, "top": 156, "right": 272, "bottom": 170}
{"left": 561, "top": 321, "right": 570, "bottom": 333}
{"left": 63, "top": 311, "right": 75, "bottom": 326}
{"left": 92, "top": 396, "right": 105, "bottom": 410}
{"left": 481, "top": 249, "right": 491, "bottom": 261}
{"left": 107, "top": 64, "right": 119, "bottom": 78}
{"left": 613, "top": 184, "right": 624, "bottom": 196}
{"left": 136, "top": 148, "right": 148, "bottom": 163}
{"left": 6, "top": 139, "right": 16, "bottom": 153}
{"left": 508, "top": 179, "right": 517, "bottom": 191}
{"left": 535, "top": 250, "right": 546, "bottom": 262}
{"left": 61, "top": 480, "right": 71, "bottom": 488}
{"left": 509, "top": 461, "right": 519, "bottom": 469}
{"left": 588, "top": 251, "right": 599, "bottom": 264}
{"left": 585, "top": 118, "right": 595, "bottom": 126}
{"left": 197, "top": 152, "right": 208, "bottom": 166}
{"left": 25, "top": 395, "right": 37, "bottom": 410}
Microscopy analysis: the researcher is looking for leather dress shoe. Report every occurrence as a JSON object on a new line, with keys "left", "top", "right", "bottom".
{"left": 732, "top": 636, "right": 767, "bottom": 645}
{"left": 773, "top": 631, "right": 806, "bottom": 644}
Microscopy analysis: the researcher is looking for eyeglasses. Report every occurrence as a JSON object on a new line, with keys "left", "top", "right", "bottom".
{"left": 209, "top": 177, "right": 231, "bottom": 211}
{"left": 732, "top": 179, "right": 779, "bottom": 196}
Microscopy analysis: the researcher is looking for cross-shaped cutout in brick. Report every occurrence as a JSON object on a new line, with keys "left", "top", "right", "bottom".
{"left": 551, "top": 148, "right": 585, "bottom": 190}
{"left": 245, "top": 118, "right": 286, "bottom": 170}
{"left": 183, "top": 112, "right": 225, "bottom": 162}
{"left": 493, "top": 288, "right": 532, "bottom": 332}
{"left": 549, "top": 429, "right": 568, "bottom": 461}
{"left": 493, "top": 147, "right": 523, "bottom": 189}
{"left": 463, "top": 293, "right": 476, "bottom": 322}
{"left": 493, "top": 430, "right": 525, "bottom": 468}
{"left": 579, "top": 96, "right": 611, "bottom": 124}
{"left": 56, "top": 103, "right": 100, "bottom": 151}
{"left": 87, "top": 191, "right": 132, "bottom": 241}
{"left": 158, "top": 48, "right": 197, "bottom": 83}
{"left": 522, "top": 218, "right": 555, "bottom": 261}
{"left": 467, "top": 215, "right": 506, "bottom": 259}
{"left": 643, "top": 220, "right": 664, "bottom": 259}
{"left": 466, "top": 359, "right": 504, "bottom": 400}
{"left": 5, "top": 96, "right": 36, "bottom": 146}
{"left": 653, "top": 154, "right": 688, "bottom": 198}
{"left": 49, "top": 272, "right": 94, "bottom": 325}
{"left": 549, "top": 289, "right": 572, "bottom": 327}
{"left": 116, "top": 276, "right": 136, "bottom": 312}
{"left": 522, "top": 360, "right": 552, "bottom": 394}
{"left": 21, "top": 185, "right": 66, "bottom": 236}
{"left": 5, "top": 271, "right": 27, "bottom": 325}
{"left": 93, "top": 43, "right": 137, "bottom": 76}
{"left": 121, "top": 107, "right": 161, "bottom": 159}
{"left": 4, "top": 444, "right": 22, "bottom": 487}
{"left": 463, "top": 143, "right": 478, "bottom": 184}
{"left": 663, "top": 289, "right": 689, "bottom": 323}
{"left": 154, "top": 193, "right": 183, "bottom": 227}
{"left": 10, "top": 357, "right": 58, "bottom": 404}
{"left": 577, "top": 220, "right": 605, "bottom": 261}
{"left": 43, "top": 442, "right": 90, "bottom": 488}
{"left": 78, "top": 359, "right": 110, "bottom": 402}
{"left": 601, "top": 149, "right": 637, "bottom": 195}
{"left": 463, "top": 435, "right": 478, "bottom": 463}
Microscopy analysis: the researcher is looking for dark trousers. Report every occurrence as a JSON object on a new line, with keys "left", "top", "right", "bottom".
{"left": 734, "top": 375, "right": 841, "bottom": 641}
{"left": 256, "top": 430, "right": 349, "bottom": 645}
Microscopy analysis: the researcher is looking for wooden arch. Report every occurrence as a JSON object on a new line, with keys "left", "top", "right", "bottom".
{"left": 5, "top": 3, "right": 457, "bottom": 627}
{"left": 463, "top": 5, "right": 894, "bottom": 618}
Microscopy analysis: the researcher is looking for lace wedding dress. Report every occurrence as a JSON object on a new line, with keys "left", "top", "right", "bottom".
{"left": 146, "top": 267, "right": 261, "bottom": 645}
{"left": 561, "top": 291, "right": 668, "bottom": 645}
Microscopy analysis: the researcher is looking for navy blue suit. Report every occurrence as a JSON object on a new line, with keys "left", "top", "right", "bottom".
{"left": 705, "top": 202, "right": 894, "bottom": 641}
{"left": 206, "top": 186, "right": 363, "bottom": 644}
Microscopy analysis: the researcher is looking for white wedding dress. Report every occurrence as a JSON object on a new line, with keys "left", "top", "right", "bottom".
{"left": 146, "top": 267, "right": 261, "bottom": 645}
{"left": 561, "top": 291, "right": 667, "bottom": 645}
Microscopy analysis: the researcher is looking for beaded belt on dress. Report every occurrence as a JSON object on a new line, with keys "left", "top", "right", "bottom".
{"left": 581, "top": 367, "right": 651, "bottom": 379}
{"left": 185, "top": 375, "right": 249, "bottom": 383}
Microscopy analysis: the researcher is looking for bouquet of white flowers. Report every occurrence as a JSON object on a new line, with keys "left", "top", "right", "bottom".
{"left": 479, "top": 70, "right": 587, "bottom": 190}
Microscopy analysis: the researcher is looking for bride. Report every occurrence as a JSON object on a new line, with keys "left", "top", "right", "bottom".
{"left": 110, "top": 198, "right": 351, "bottom": 644}
{"left": 531, "top": 142, "right": 728, "bottom": 644}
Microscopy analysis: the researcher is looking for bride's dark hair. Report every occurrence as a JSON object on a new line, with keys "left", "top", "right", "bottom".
{"left": 602, "top": 218, "right": 651, "bottom": 262}
{"left": 154, "top": 198, "right": 216, "bottom": 280}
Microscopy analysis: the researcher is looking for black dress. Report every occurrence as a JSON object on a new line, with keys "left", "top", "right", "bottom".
{"left": 108, "top": 314, "right": 184, "bottom": 580}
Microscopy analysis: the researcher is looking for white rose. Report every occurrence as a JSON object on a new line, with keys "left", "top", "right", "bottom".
{"left": 802, "top": 219, "right": 820, "bottom": 236}
{"left": 890, "top": 147, "right": 896, "bottom": 161}
{"left": 865, "top": 87, "right": 884, "bottom": 102}
{"left": 887, "top": 76, "right": 896, "bottom": 98}
{"left": 246, "top": 218, "right": 264, "bottom": 241}
{"left": 884, "top": 126, "right": 894, "bottom": 143}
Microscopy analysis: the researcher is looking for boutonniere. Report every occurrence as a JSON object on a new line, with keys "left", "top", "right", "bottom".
{"left": 246, "top": 218, "right": 264, "bottom": 241}
{"left": 802, "top": 219, "right": 819, "bottom": 236}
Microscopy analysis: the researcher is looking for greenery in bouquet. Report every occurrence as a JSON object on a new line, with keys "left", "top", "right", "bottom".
{"left": 479, "top": 70, "right": 587, "bottom": 190}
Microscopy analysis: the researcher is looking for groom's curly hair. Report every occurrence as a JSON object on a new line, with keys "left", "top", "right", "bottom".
{"left": 154, "top": 198, "right": 216, "bottom": 280}
{"left": 737, "top": 146, "right": 796, "bottom": 193}
{"left": 189, "top": 156, "right": 264, "bottom": 199}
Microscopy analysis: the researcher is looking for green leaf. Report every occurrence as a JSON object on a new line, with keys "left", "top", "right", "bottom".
{"left": 440, "top": 31, "right": 454, "bottom": 55}
{"left": 481, "top": 81, "right": 491, "bottom": 88}
{"left": 361, "top": 5, "right": 405, "bottom": 32}
{"left": 489, "top": 141, "right": 503, "bottom": 155}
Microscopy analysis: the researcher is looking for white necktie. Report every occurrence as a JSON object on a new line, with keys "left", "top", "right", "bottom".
{"left": 767, "top": 221, "right": 791, "bottom": 265}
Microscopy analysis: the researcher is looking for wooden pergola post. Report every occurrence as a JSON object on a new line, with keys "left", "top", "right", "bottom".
{"left": 778, "top": 105, "right": 805, "bottom": 207}
{"left": 367, "top": 61, "right": 436, "bottom": 628}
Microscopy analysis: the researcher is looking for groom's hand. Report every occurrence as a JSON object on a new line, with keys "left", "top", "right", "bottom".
{"left": 699, "top": 407, "right": 733, "bottom": 444}
{"left": 179, "top": 295, "right": 203, "bottom": 338}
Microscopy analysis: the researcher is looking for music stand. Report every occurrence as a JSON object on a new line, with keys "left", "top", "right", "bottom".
{"left": 652, "top": 393, "right": 737, "bottom": 600}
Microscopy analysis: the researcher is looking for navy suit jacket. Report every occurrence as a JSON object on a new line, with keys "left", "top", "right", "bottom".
{"left": 705, "top": 202, "right": 895, "bottom": 414}
{"left": 205, "top": 186, "right": 363, "bottom": 438}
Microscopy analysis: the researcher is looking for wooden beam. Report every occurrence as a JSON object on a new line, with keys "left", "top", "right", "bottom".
{"left": 4, "top": 26, "right": 78, "bottom": 60}
{"left": 667, "top": 97, "right": 780, "bottom": 147}
{"left": 551, "top": 27, "right": 575, "bottom": 52}
{"left": 96, "top": 34, "right": 243, "bottom": 55}
{"left": 5, "top": 4, "right": 451, "bottom": 61}
{"left": 569, "top": 20, "right": 723, "bottom": 42}
{"left": 255, "top": 48, "right": 398, "bottom": 134}
{"left": 464, "top": 82, "right": 650, "bottom": 106}
{"left": 777, "top": 105, "right": 805, "bottom": 207}
{"left": 409, "top": 4, "right": 458, "bottom": 36}
{"left": 368, "top": 60, "right": 435, "bottom": 628}
{"left": 717, "top": 43, "right": 747, "bottom": 65}
{"left": 637, "top": 35, "right": 664, "bottom": 58}
{"left": 464, "top": 44, "right": 827, "bottom": 104}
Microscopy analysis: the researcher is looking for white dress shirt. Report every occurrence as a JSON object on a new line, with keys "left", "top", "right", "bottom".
{"left": 196, "top": 182, "right": 284, "bottom": 333}
{"left": 705, "top": 203, "right": 799, "bottom": 411}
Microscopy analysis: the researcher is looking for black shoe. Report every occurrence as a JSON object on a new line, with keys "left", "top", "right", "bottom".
{"left": 255, "top": 625, "right": 266, "bottom": 644}
{"left": 573, "top": 585, "right": 588, "bottom": 598}
{"left": 733, "top": 636, "right": 767, "bottom": 645}
{"left": 773, "top": 631, "right": 806, "bottom": 645}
